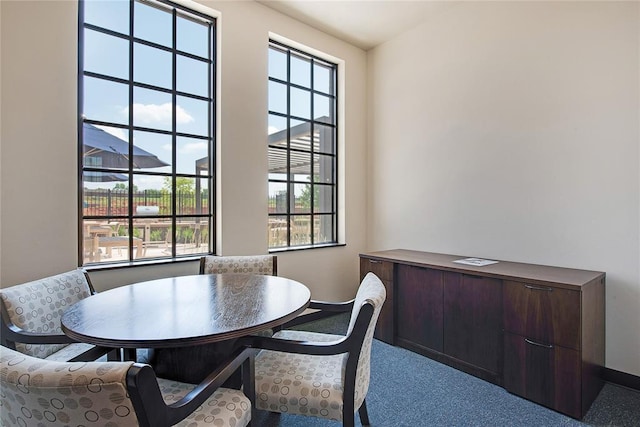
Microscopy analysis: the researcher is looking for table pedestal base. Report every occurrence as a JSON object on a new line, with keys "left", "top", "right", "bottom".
{"left": 148, "top": 339, "right": 240, "bottom": 385}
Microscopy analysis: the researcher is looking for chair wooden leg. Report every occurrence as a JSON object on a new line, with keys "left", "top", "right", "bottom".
{"left": 358, "top": 399, "right": 370, "bottom": 426}
{"left": 343, "top": 385, "right": 355, "bottom": 427}
{"left": 343, "top": 412, "right": 355, "bottom": 427}
{"left": 242, "top": 353, "right": 256, "bottom": 426}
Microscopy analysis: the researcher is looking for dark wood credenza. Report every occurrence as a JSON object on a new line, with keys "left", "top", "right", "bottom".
{"left": 360, "top": 249, "right": 605, "bottom": 420}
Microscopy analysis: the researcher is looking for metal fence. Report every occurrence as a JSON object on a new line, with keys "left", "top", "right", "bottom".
{"left": 84, "top": 189, "right": 208, "bottom": 217}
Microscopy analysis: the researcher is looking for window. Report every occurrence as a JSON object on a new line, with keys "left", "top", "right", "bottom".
{"left": 78, "top": 0, "right": 215, "bottom": 265}
{"left": 268, "top": 40, "right": 338, "bottom": 250}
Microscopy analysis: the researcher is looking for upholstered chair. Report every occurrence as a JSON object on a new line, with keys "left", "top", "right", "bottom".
{"left": 0, "top": 269, "right": 116, "bottom": 362}
{"left": 0, "top": 344, "right": 256, "bottom": 427}
{"left": 199, "top": 255, "right": 277, "bottom": 276}
{"left": 242, "top": 272, "right": 386, "bottom": 427}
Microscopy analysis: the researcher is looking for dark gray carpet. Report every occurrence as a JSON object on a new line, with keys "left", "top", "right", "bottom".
{"left": 251, "top": 313, "right": 640, "bottom": 427}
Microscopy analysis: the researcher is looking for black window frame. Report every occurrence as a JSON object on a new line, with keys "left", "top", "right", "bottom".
{"left": 268, "top": 40, "right": 339, "bottom": 251}
{"left": 77, "top": 0, "right": 216, "bottom": 266}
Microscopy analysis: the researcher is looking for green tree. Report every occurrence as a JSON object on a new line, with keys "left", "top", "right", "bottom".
{"left": 114, "top": 183, "right": 138, "bottom": 192}
{"left": 298, "top": 177, "right": 320, "bottom": 210}
{"left": 163, "top": 177, "right": 194, "bottom": 193}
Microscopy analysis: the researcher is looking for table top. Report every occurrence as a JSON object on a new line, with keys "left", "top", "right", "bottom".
{"left": 61, "top": 274, "right": 311, "bottom": 348}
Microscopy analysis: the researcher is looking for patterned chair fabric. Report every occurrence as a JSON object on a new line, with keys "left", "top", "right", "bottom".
{"left": 199, "top": 255, "right": 277, "bottom": 276}
{"left": 252, "top": 272, "right": 386, "bottom": 425}
{"left": 157, "top": 379, "right": 250, "bottom": 427}
{"left": 0, "top": 345, "right": 252, "bottom": 427}
{"left": 255, "top": 330, "right": 346, "bottom": 419}
{"left": 0, "top": 269, "right": 102, "bottom": 360}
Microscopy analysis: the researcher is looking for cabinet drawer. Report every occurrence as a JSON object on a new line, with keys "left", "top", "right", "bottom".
{"left": 503, "top": 280, "right": 580, "bottom": 350}
{"left": 360, "top": 257, "right": 394, "bottom": 281}
{"left": 503, "top": 332, "right": 581, "bottom": 419}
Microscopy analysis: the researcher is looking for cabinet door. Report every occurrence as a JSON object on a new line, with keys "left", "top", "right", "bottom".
{"left": 504, "top": 332, "right": 582, "bottom": 419}
{"left": 503, "top": 281, "right": 580, "bottom": 350}
{"left": 360, "top": 257, "right": 394, "bottom": 344}
{"left": 396, "top": 265, "right": 443, "bottom": 352}
{"left": 443, "top": 273, "right": 502, "bottom": 374}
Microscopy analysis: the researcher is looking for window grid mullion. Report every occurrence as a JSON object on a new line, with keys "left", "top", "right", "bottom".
{"left": 286, "top": 48, "right": 292, "bottom": 247}
{"left": 208, "top": 21, "right": 215, "bottom": 253}
{"left": 171, "top": 6, "right": 178, "bottom": 258}
{"left": 309, "top": 57, "right": 315, "bottom": 246}
{"left": 127, "top": 0, "right": 136, "bottom": 260}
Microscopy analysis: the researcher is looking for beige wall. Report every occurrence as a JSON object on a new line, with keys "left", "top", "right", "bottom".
{"left": 2, "top": 0, "right": 639, "bottom": 378}
{"left": 367, "top": 1, "right": 640, "bottom": 376}
{"left": 0, "top": 0, "right": 368, "bottom": 301}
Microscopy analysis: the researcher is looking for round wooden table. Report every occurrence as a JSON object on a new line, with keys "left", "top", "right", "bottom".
{"left": 62, "top": 274, "right": 311, "bottom": 382}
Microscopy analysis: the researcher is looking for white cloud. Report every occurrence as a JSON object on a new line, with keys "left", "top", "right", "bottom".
{"left": 122, "top": 103, "right": 195, "bottom": 125}
{"left": 175, "top": 105, "right": 195, "bottom": 124}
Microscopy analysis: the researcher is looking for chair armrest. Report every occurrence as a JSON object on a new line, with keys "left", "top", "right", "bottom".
{"left": 309, "top": 298, "right": 355, "bottom": 312}
{"left": 240, "top": 303, "right": 374, "bottom": 356}
{"left": 0, "top": 304, "right": 75, "bottom": 346}
{"left": 1, "top": 322, "right": 77, "bottom": 345}
{"left": 127, "top": 346, "right": 257, "bottom": 427}
{"left": 240, "top": 334, "right": 352, "bottom": 355}
{"left": 277, "top": 298, "right": 355, "bottom": 330}
{"left": 1, "top": 321, "right": 116, "bottom": 361}
{"left": 1, "top": 311, "right": 118, "bottom": 361}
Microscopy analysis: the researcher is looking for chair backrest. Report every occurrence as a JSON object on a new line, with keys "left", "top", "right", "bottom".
{"left": 1, "top": 345, "right": 139, "bottom": 426}
{"left": 199, "top": 255, "right": 277, "bottom": 275}
{"left": 345, "top": 272, "right": 386, "bottom": 410}
{"left": 0, "top": 269, "right": 94, "bottom": 359}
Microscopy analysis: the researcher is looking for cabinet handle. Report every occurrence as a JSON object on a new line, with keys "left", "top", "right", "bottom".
{"left": 524, "top": 284, "right": 553, "bottom": 292}
{"left": 369, "top": 259, "right": 382, "bottom": 264}
{"left": 524, "top": 338, "right": 554, "bottom": 349}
